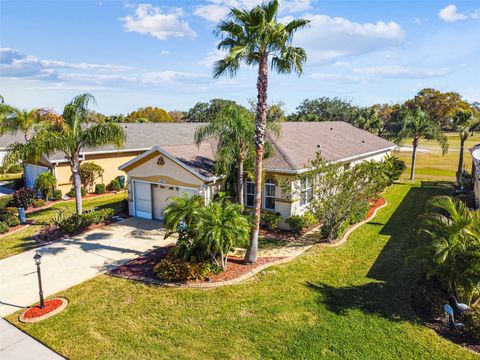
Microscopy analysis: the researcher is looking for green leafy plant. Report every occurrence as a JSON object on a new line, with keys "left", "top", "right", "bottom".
{"left": 411, "top": 276, "right": 449, "bottom": 319}
{"left": 286, "top": 215, "right": 305, "bottom": 235}
{"left": 51, "top": 189, "right": 62, "bottom": 201}
{"left": 34, "top": 172, "right": 56, "bottom": 201}
{"left": 95, "top": 183, "right": 106, "bottom": 194}
{"left": 58, "top": 208, "right": 114, "bottom": 235}
{"left": 79, "top": 162, "right": 104, "bottom": 192}
{"left": 380, "top": 155, "right": 406, "bottom": 185}
{"left": 67, "top": 187, "right": 86, "bottom": 197}
{"left": 154, "top": 255, "right": 217, "bottom": 282}
{"left": 10, "top": 187, "right": 36, "bottom": 208}
{"left": 0, "top": 207, "right": 20, "bottom": 227}
{"left": 109, "top": 179, "right": 121, "bottom": 192}
{"left": 0, "top": 221, "right": 9, "bottom": 234}
{"left": 464, "top": 303, "right": 480, "bottom": 342}
{"left": 260, "top": 211, "right": 281, "bottom": 231}
{"left": 347, "top": 200, "right": 370, "bottom": 225}
{"left": 459, "top": 170, "right": 474, "bottom": 190}
{"left": 302, "top": 212, "right": 317, "bottom": 228}
{"left": 32, "top": 199, "right": 46, "bottom": 208}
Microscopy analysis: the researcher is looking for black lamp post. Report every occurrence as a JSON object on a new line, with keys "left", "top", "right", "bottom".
{"left": 33, "top": 252, "right": 45, "bottom": 308}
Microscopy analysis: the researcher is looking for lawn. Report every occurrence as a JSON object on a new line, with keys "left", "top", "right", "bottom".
{"left": 0, "top": 192, "right": 127, "bottom": 260}
{"left": 395, "top": 131, "right": 480, "bottom": 181}
{"left": 6, "top": 182, "right": 476, "bottom": 359}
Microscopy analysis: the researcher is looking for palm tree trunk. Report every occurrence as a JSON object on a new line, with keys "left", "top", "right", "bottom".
{"left": 410, "top": 138, "right": 418, "bottom": 181}
{"left": 245, "top": 54, "right": 268, "bottom": 265}
{"left": 456, "top": 136, "right": 465, "bottom": 184}
{"left": 71, "top": 158, "right": 83, "bottom": 214}
{"left": 237, "top": 156, "right": 244, "bottom": 208}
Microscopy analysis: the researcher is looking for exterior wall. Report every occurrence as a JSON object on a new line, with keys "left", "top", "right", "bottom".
{"left": 474, "top": 163, "right": 480, "bottom": 208}
{"left": 53, "top": 151, "right": 144, "bottom": 194}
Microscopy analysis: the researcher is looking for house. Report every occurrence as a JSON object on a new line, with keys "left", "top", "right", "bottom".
{"left": 119, "top": 122, "right": 396, "bottom": 228}
{"left": 0, "top": 123, "right": 204, "bottom": 193}
{"left": 470, "top": 144, "right": 480, "bottom": 208}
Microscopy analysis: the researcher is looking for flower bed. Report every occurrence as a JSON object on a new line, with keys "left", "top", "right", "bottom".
{"left": 108, "top": 246, "right": 285, "bottom": 287}
{"left": 367, "top": 198, "right": 387, "bottom": 219}
{"left": 19, "top": 298, "right": 68, "bottom": 323}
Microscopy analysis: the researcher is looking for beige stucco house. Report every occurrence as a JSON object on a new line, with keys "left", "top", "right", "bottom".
{"left": 118, "top": 122, "right": 396, "bottom": 228}
{"left": 470, "top": 144, "right": 480, "bottom": 208}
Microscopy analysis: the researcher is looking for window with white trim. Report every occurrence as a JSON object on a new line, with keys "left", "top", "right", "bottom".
{"left": 246, "top": 180, "right": 255, "bottom": 207}
{"left": 264, "top": 178, "right": 276, "bottom": 210}
{"left": 300, "top": 177, "right": 313, "bottom": 206}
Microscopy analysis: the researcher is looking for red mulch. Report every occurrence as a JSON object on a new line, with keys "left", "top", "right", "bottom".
{"left": 109, "top": 247, "right": 284, "bottom": 285}
{"left": 22, "top": 299, "right": 64, "bottom": 319}
{"left": 367, "top": 198, "right": 386, "bottom": 219}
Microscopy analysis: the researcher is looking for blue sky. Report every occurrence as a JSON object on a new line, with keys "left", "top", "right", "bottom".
{"left": 0, "top": 0, "right": 479, "bottom": 115}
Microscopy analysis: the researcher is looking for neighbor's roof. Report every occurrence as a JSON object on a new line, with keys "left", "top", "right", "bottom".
{"left": 264, "top": 122, "right": 396, "bottom": 172}
{"left": 0, "top": 132, "right": 25, "bottom": 149}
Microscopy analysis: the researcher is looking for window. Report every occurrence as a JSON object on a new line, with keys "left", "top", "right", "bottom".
{"left": 246, "top": 180, "right": 255, "bottom": 207}
{"left": 300, "top": 177, "right": 313, "bottom": 206}
{"left": 264, "top": 178, "right": 276, "bottom": 210}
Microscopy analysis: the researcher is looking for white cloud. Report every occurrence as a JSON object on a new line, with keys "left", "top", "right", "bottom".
{"left": 159, "top": 50, "right": 170, "bottom": 55}
{"left": 290, "top": 14, "right": 405, "bottom": 64}
{"left": 194, "top": 0, "right": 312, "bottom": 22}
{"left": 120, "top": 4, "right": 196, "bottom": 40}
{"left": 198, "top": 48, "right": 226, "bottom": 67}
{"left": 353, "top": 65, "right": 451, "bottom": 79}
{"left": 439, "top": 4, "right": 468, "bottom": 22}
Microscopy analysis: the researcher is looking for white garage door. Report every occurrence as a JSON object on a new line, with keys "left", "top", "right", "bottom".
{"left": 152, "top": 185, "right": 179, "bottom": 221}
{"left": 134, "top": 181, "right": 152, "bottom": 219}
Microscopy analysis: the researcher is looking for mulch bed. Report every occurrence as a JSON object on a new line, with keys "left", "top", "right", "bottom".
{"left": 367, "top": 198, "right": 387, "bottom": 219}
{"left": 109, "top": 246, "right": 284, "bottom": 286}
{"left": 19, "top": 298, "right": 68, "bottom": 323}
{"left": 424, "top": 319, "right": 479, "bottom": 354}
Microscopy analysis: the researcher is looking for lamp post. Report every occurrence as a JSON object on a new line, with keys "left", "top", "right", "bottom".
{"left": 33, "top": 252, "right": 45, "bottom": 308}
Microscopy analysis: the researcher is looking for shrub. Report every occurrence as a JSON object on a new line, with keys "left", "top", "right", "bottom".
{"left": 411, "top": 276, "right": 449, "bottom": 319}
{"left": 95, "top": 183, "right": 106, "bottom": 194}
{"left": 286, "top": 215, "right": 305, "bottom": 235}
{"left": 66, "top": 187, "right": 86, "bottom": 197}
{"left": 348, "top": 200, "right": 370, "bottom": 225}
{"left": 34, "top": 172, "right": 56, "bottom": 201}
{"left": 7, "top": 164, "right": 23, "bottom": 173}
{"left": 464, "top": 303, "right": 480, "bottom": 342}
{"left": 109, "top": 179, "right": 121, "bottom": 192}
{"left": 51, "top": 189, "right": 63, "bottom": 201}
{"left": 459, "top": 170, "right": 474, "bottom": 190}
{"left": 0, "top": 207, "right": 20, "bottom": 227}
{"left": 58, "top": 208, "right": 114, "bottom": 235}
{"left": 380, "top": 155, "right": 406, "bottom": 186}
{"left": 11, "top": 188, "right": 36, "bottom": 208}
{"left": 80, "top": 163, "right": 104, "bottom": 191}
{"left": 154, "top": 256, "right": 216, "bottom": 282}
{"left": 302, "top": 212, "right": 317, "bottom": 228}
{"left": 0, "top": 221, "right": 9, "bottom": 234}
{"left": 32, "top": 199, "right": 46, "bottom": 208}
{"left": 260, "top": 211, "right": 281, "bottom": 231}
{"left": 37, "top": 224, "right": 62, "bottom": 242}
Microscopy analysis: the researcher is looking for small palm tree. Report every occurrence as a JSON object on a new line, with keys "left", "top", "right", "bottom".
{"left": 3, "top": 94, "right": 125, "bottom": 214}
{"left": 196, "top": 195, "right": 250, "bottom": 269}
{"left": 452, "top": 109, "right": 479, "bottom": 183}
{"left": 395, "top": 107, "right": 448, "bottom": 180}
{"left": 163, "top": 194, "right": 203, "bottom": 235}
{"left": 418, "top": 196, "right": 480, "bottom": 304}
{"left": 214, "top": 0, "right": 309, "bottom": 263}
{"left": 34, "top": 172, "right": 56, "bottom": 201}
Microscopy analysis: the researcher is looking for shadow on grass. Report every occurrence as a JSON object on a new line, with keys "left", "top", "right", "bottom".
{"left": 306, "top": 181, "right": 453, "bottom": 322}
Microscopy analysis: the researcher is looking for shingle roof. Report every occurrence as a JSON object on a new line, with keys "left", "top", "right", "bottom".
{"left": 163, "top": 140, "right": 217, "bottom": 178}
{"left": 0, "top": 132, "right": 26, "bottom": 149}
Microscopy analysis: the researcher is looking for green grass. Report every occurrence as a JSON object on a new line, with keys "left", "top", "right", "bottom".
{"left": 0, "top": 172, "right": 22, "bottom": 181}
{"left": 0, "top": 193, "right": 127, "bottom": 260}
{"left": 6, "top": 182, "right": 475, "bottom": 359}
{"left": 396, "top": 132, "right": 480, "bottom": 181}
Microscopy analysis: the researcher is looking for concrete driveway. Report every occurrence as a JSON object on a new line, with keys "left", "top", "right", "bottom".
{"left": 0, "top": 218, "right": 173, "bottom": 317}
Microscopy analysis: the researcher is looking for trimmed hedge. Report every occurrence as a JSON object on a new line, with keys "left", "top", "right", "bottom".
{"left": 0, "top": 207, "right": 20, "bottom": 227}
{"left": 51, "top": 189, "right": 63, "bottom": 201}
{"left": 95, "top": 183, "right": 106, "bottom": 194}
{"left": 32, "top": 199, "right": 46, "bottom": 208}
{"left": 58, "top": 208, "right": 114, "bottom": 235}
{"left": 0, "top": 221, "right": 9, "bottom": 234}
{"left": 66, "top": 187, "right": 86, "bottom": 197}
{"left": 154, "top": 256, "right": 216, "bottom": 282}
{"left": 260, "top": 211, "right": 281, "bottom": 231}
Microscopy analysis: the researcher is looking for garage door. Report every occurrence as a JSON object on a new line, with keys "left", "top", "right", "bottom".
{"left": 134, "top": 181, "right": 152, "bottom": 219}
{"left": 152, "top": 185, "right": 179, "bottom": 220}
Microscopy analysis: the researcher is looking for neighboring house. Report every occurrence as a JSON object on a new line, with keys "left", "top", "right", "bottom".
{"left": 119, "top": 122, "right": 396, "bottom": 228}
{"left": 470, "top": 144, "right": 480, "bottom": 208}
{"left": 0, "top": 123, "right": 204, "bottom": 194}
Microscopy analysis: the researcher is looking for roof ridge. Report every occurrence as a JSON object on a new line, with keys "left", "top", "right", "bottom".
{"left": 267, "top": 133, "right": 297, "bottom": 170}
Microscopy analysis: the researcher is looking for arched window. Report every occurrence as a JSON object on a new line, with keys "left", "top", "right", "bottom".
{"left": 245, "top": 179, "right": 255, "bottom": 207}
{"left": 264, "top": 178, "right": 276, "bottom": 211}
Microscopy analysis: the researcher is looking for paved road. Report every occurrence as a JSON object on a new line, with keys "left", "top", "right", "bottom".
{"left": 0, "top": 318, "right": 64, "bottom": 359}
{"left": 0, "top": 217, "right": 172, "bottom": 317}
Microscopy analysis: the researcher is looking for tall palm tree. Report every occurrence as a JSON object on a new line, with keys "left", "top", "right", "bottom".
{"left": 452, "top": 109, "right": 479, "bottom": 184}
{"left": 3, "top": 93, "right": 125, "bottom": 214}
{"left": 418, "top": 196, "right": 480, "bottom": 304}
{"left": 214, "top": 0, "right": 309, "bottom": 263}
{"left": 0, "top": 105, "right": 45, "bottom": 142}
{"left": 395, "top": 107, "right": 448, "bottom": 180}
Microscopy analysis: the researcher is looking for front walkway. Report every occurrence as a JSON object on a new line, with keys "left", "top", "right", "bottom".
{"left": 0, "top": 218, "right": 173, "bottom": 317}
{"left": 0, "top": 318, "right": 64, "bottom": 359}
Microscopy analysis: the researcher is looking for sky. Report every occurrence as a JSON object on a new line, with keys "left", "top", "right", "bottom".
{"left": 0, "top": 0, "right": 479, "bottom": 115}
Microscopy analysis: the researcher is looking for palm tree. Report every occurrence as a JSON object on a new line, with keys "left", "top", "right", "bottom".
{"left": 3, "top": 93, "right": 125, "bottom": 214}
{"left": 418, "top": 196, "right": 480, "bottom": 304}
{"left": 34, "top": 172, "right": 56, "bottom": 201}
{"left": 0, "top": 103, "right": 52, "bottom": 141}
{"left": 452, "top": 109, "right": 479, "bottom": 184}
{"left": 196, "top": 195, "right": 250, "bottom": 269}
{"left": 395, "top": 107, "right": 448, "bottom": 181}
{"left": 163, "top": 194, "right": 203, "bottom": 235}
{"left": 214, "top": 0, "right": 309, "bottom": 263}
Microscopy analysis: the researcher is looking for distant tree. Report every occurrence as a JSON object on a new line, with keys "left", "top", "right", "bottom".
{"left": 288, "top": 97, "right": 357, "bottom": 122}
{"left": 126, "top": 107, "right": 173, "bottom": 123}
{"left": 395, "top": 107, "right": 448, "bottom": 180}
{"left": 185, "top": 99, "right": 237, "bottom": 122}
{"left": 79, "top": 162, "right": 104, "bottom": 191}
{"left": 371, "top": 103, "right": 403, "bottom": 137}
{"left": 88, "top": 111, "right": 107, "bottom": 122}
{"left": 452, "top": 109, "right": 479, "bottom": 183}
{"left": 105, "top": 114, "right": 126, "bottom": 123}
{"left": 168, "top": 110, "right": 186, "bottom": 122}
{"left": 351, "top": 107, "right": 383, "bottom": 134}
{"left": 405, "top": 88, "right": 472, "bottom": 130}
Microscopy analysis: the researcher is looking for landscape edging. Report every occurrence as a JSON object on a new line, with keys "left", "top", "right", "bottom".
{"left": 113, "top": 198, "right": 389, "bottom": 289}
